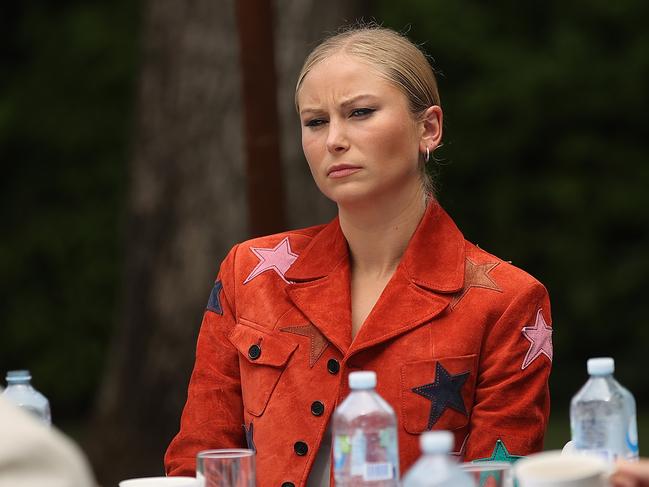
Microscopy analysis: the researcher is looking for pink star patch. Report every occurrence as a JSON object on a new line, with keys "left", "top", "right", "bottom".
{"left": 521, "top": 308, "right": 553, "bottom": 370}
{"left": 243, "top": 236, "right": 298, "bottom": 284}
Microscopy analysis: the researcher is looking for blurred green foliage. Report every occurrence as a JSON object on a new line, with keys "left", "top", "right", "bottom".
{"left": 378, "top": 1, "right": 649, "bottom": 407}
{"left": 1, "top": 0, "right": 648, "bottom": 425}
{"left": 0, "top": 1, "right": 138, "bottom": 416}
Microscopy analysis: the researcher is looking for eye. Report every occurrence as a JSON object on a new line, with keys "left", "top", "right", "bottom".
{"left": 350, "top": 108, "right": 375, "bottom": 118}
{"left": 304, "top": 118, "right": 327, "bottom": 128}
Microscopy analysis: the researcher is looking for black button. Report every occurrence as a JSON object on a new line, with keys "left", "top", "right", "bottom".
{"left": 294, "top": 441, "right": 308, "bottom": 456}
{"left": 248, "top": 344, "right": 261, "bottom": 360}
{"left": 282, "top": 483, "right": 295, "bottom": 487}
{"left": 311, "top": 401, "right": 325, "bottom": 416}
{"left": 327, "top": 358, "right": 340, "bottom": 374}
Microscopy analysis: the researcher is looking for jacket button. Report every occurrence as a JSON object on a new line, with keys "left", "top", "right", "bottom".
{"left": 311, "top": 401, "right": 325, "bottom": 416}
{"left": 327, "top": 358, "right": 340, "bottom": 374}
{"left": 294, "top": 441, "right": 308, "bottom": 456}
{"left": 281, "top": 483, "right": 295, "bottom": 487}
{"left": 248, "top": 344, "right": 261, "bottom": 360}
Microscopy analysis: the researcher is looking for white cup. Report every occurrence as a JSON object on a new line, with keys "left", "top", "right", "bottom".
{"left": 514, "top": 451, "right": 610, "bottom": 487}
{"left": 118, "top": 477, "right": 198, "bottom": 487}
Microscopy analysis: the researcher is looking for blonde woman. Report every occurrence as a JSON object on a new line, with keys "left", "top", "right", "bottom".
{"left": 165, "top": 25, "right": 553, "bottom": 486}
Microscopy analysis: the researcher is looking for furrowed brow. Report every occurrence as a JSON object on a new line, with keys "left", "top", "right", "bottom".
{"left": 300, "top": 94, "right": 378, "bottom": 117}
{"left": 340, "top": 94, "right": 377, "bottom": 109}
{"left": 299, "top": 107, "right": 324, "bottom": 117}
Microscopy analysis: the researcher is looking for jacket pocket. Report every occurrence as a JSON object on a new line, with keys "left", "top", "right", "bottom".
{"left": 228, "top": 319, "right": 297, "bottom": 417}
{"left": 400, "top": 354, "right": 478, "bottom": 434}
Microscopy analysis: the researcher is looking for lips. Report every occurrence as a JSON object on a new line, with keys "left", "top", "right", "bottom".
{"left": 327, "top": 164, "right": 362, "bottom": 179}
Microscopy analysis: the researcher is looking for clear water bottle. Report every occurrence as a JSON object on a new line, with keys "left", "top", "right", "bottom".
{"left": 570, "top": 357, "right": 639, "bottom": 462}
{"left": 402, "top": 431, "right": 476, "bottom": 487}
{"left": 2, "top": 369, "right": 51, "bottom": 426}
{"left": 333, "top": 371, "right": 399, "bottom": 486}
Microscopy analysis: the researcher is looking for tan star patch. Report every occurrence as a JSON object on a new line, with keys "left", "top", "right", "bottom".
{"left": 280, "top": 323, "right": 329, "bottom": 368}
{"left": 450, "top": 258, "right": 502, "bottom": 309}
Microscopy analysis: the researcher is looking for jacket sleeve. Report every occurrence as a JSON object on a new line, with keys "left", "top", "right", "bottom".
{"left": 464, "top": 280, "right": 552, "bottom": 461}
{"left": 164, "top": 245, "right": 244, "bottom": 476}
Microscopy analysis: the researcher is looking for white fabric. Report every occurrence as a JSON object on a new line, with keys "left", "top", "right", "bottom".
{"left": 0, "top": 396, "right": 95, "bottom": 487}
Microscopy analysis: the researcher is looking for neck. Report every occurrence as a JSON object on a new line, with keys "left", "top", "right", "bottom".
{"left": 338, "top": 188, "right": 428, "bottom": 278}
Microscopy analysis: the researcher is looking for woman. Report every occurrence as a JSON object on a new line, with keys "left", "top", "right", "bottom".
{"left": 165, "top": 25, "right": 552, "bottom": 486}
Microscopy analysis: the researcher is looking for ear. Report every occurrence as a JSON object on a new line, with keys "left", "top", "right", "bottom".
{"left": 419, "top": 105, "right": 443, "bottom": 154}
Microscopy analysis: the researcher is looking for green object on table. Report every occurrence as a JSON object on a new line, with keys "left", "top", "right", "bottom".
{"left": 473, "top": 440, "right": 522, "bottom": 487}
{"left": 474, "top": 439, "right": 522, "bottom": 464}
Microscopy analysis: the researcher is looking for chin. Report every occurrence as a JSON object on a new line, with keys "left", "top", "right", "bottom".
{"left": 321, "top": 184, "right": 381, "bottom": 208}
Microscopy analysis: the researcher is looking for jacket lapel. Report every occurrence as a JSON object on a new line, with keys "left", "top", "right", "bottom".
{"left": 284, "top": 202, "right": 467, "bottom": 357}
{"left": 349, "top": 202, "right": 466, "bottom": 353}
{"left": 348, "top": 269, "right": 449, "bottom": 354}
{"left": 285, "top": 219, "right": 353, "bottom": 354}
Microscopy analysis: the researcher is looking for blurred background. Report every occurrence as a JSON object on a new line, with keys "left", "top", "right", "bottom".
{"left": 1, "top": 0, "right": 648, "bottom": 484}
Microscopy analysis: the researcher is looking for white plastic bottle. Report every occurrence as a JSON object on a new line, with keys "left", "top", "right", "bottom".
{"left": 333, "top": 371, "right": 399, "bottom": 486}
{"left": 2, "top": 369, "right": 51, "bottom": 426}
{"left": 570, "top": 357, "right": 639, "bottom": 461}
{"left": 402, "top": 431, "right": 476, "bottom": 487}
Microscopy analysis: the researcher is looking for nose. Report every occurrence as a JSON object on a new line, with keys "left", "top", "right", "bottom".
{"left": 325, "top": 120, "right": 349, "bottom": 155}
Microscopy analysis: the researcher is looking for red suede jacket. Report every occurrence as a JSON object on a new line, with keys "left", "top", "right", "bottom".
{"left": 165, "top": 202, "right": 552, "bottom": 486}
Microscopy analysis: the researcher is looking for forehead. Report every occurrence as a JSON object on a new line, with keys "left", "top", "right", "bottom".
{"left": 297, "top": 54, "right": 404, "bottom": 108}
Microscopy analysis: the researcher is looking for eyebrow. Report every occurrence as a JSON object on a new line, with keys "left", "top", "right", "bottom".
{"left": 299, "top": 94, "right": 379, "bottom": 116}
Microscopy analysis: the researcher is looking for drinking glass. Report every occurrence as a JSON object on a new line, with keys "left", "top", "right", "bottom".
{"left": 460, "top": 462, "right": 513, "bottom": 487}
{"left": 196, "top": 449, "right": 255, "bottom": 487}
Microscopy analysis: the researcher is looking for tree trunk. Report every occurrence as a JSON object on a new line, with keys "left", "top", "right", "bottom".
{"left": 90, "top": 0, "right": 246, "bottom": 482}
{"left": 236, "top": 0, "right": 286, "bottom": 237}
{"left": 90, "top": 0, "right": 369, "bottom": 484}
{"left": 275, "top": 0, "right": 372, "bottom": 229}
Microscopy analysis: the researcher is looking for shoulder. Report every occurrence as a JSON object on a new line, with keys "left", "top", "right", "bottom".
{"left": 464, "top": 240, "right": 550, "bottom": 303}
{"left": 239, "top": 223, "right": 327, "bottom": 254}
{"left": 229, "top": 223, "right": 327, "bottom": 264}
{"left": 217, "top": 223, "right": 329, "bottom": 282}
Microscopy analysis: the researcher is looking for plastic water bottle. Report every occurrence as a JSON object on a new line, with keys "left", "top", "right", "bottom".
{"left": 333, "top": 371, "right": 399, "bottom": 485}
{"left": 570, "top": 357, "right": 639, "bottom": 462}
{"left": 402, "top": 431, "right": 476, "bottom": 487}
{"left": 2, "top": 369, "right": 51, "bottom": 426}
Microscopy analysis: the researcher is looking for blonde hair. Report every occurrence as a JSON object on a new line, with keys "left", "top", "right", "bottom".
{"left": 295, "top": 24, "right": 441, "bottom": 195}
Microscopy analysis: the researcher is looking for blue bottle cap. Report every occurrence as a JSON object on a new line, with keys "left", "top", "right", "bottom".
{"left": 348, "top": 371, "right": 377, "bottom": 390}
{"left": 420, "top": 430, "right": 454, "bottom": 454}
{"left": 6, "top": 370, "right": 31, "bottom": 382}
{"left": 587, "top": 357, "right": 614, "bottom": 376}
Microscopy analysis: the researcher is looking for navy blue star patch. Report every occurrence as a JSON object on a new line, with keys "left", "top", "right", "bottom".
{"left": 206, "top": 280, "right": 223, "bottom": 315}
{"left": 412, "top": 362, "right": 470, "bottom": 429}
{"left": 243, "top": 422, "right": 256, "bottom": 452}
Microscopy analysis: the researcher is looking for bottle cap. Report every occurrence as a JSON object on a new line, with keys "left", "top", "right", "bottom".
{"left": 420, "top": 431, "right": 454, "bottom": 454}
{"left": 587, "top": 357, "right": 614, "bottom": 376}
{"left": 348, "top": 371, "right": 377, "bottom": 390}
{"left": 6, "top": 370, "right": 31, "bottom": 383}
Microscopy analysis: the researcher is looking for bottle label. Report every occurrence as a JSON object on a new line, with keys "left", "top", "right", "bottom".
{"left": 333, "top": 427, "right": 398, "bottom": 481}
{"left": 333, "top": 434, "right": 351, "bottom": 471}
{"left": 363, "top": 462, "right": 393, "bottom": 481}
{"left": 350, "top": 429, "right": 367, "bottom": 476}
{"left": 626, "top": 414, "right": 639, "bottom": 458}
{"left": 572, "top": 413, "right": 638, "bottom": 462}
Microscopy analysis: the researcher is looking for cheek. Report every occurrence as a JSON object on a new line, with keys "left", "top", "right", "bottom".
{"left": 373, "top": 119, "right": 419, "bottom": 164}
{"left": 301, "top": 133, "right": 323, "bottom": 170}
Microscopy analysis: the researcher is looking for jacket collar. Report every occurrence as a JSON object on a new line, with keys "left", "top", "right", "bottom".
{"left": 284, "top": 201, "right": 466, "bottom": 356}
{"left": 400, "top": 200, "right": 466, "bottom": 293}
{"left": 286, "top": 202, "right": 464, "bottom": 357}
{"left": 285, "top": 201, "right": 465, "bottom": 293}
